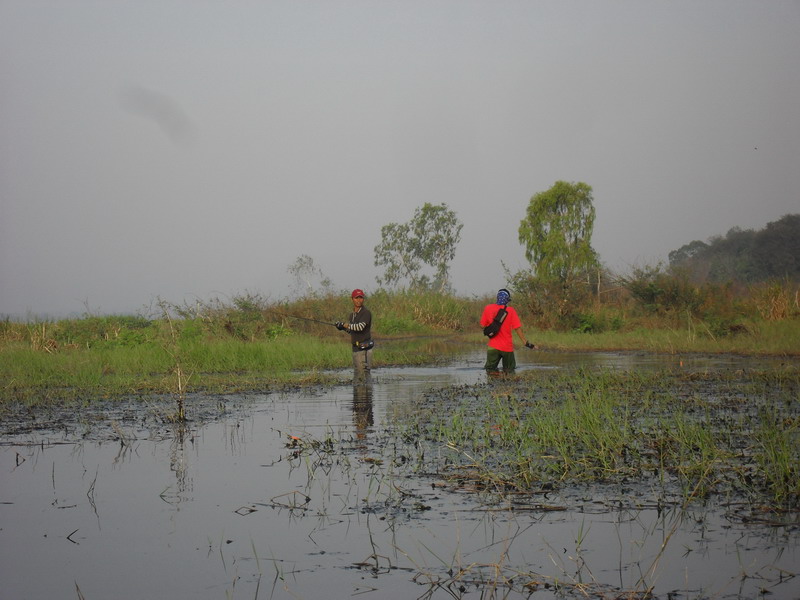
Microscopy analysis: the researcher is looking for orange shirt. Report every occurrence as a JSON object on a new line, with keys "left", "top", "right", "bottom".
{"left": 480, "top": 304, "right": 521, "bottom": 352}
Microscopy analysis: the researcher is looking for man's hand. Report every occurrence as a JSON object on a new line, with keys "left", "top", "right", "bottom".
{"left": 525, "top": 341, "right": 536, "bottom": 349}
{"left": 335, "top": 322, "right": 346, "bottom": 331}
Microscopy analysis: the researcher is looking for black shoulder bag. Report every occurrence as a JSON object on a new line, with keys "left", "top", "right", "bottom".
{"left": 483, "top": 306, "right": 508, "bottom": 338}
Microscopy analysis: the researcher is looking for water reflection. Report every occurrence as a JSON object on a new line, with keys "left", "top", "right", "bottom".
{"left": 352, "top": 381, "right": 374, "bottom": 438}
{"left": 166, "top": 423, "right": 191, "bottom": 505}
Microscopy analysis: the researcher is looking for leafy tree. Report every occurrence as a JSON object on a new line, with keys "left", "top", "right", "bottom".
{"left": 518, "top": 180, "right": 599, "bottom": 283}
{"left": 668, "top": 240, "right": 710, "bottom": 267}
{"left": 374, "top": 203, "right": 463, "bottom": 291}
{"left": 373, "top": 222, "right": 419, "bottom": 288}
{"left": 411, "top": 203, "right": 464, "bottom": 290}
{"left": 287, "top": 254, "right": 332, "bottom": 297}
{"left": 506, "top": 181, "right": 600, "bottom": 330}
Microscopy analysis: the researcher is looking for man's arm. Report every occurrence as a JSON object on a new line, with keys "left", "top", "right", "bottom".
{"left": 348, "top": 321, "right": 367, "bottom": 332}
{"left": 513, "top": 326, "right": 537, "bottom": 349}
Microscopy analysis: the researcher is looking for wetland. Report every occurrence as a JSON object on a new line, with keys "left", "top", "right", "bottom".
{"left": 2, "top": 347, "right": 798, "bottom": 600}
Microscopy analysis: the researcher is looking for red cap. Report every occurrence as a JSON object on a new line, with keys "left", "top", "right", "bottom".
{"left": 351, "top": 289, "right": 364, "bottom": 298}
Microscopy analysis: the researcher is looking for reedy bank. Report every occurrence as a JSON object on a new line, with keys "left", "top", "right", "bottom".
{"left": 1, "top": 290, "right": 798, "bottom": 405}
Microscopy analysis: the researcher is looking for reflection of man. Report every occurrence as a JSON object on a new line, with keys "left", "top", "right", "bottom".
{"left": 335, "top": 289, "right": 373, "bottom": 381}
{"left": 480, "top": 288, "right": 535, "bottom": 375}
{"left": 352, "top": 382, "right": 373, "bottom": 439}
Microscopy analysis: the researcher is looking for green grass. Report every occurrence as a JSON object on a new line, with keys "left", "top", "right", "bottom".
{"left": 0, "top": 336, "right": 350, "bottom": 404}
{"left": 1, "top": 290, "right": 798, "bottom": 405}
{"left": 402, "top": 367, "right": 800, "bottom": 507}
{"left": 0, "top": 331, "right": 471, "bottom": 404}
{"left": 754, "top": 405, "right": 800, "bottom": 505}
{"left": 529, "top": 318, "right": 800, "bottom": 355}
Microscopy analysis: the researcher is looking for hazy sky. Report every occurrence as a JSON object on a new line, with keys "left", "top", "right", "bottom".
{"left": 2, "top": 1, "right": 799, "bottom": 317}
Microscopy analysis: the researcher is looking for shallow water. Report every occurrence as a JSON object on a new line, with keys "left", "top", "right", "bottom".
{"left": 1, "top": 350, "right": 798, "bottom": 599}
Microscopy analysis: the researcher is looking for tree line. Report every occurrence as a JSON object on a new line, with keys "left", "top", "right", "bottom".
{"left": 290, "top": 183, "right": 797, "bottom": 330}
{"left": 668, "top": 214, "right": 800, "bottom": 285}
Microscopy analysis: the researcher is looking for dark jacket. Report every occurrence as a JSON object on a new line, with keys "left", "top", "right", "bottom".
{"left": 349, "top": 307, "right": 372, "bottom": 347}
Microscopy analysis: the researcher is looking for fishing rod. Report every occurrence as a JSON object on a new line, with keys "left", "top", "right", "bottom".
{"left": 267, "top": 309, "right": 339, "bottom": 328}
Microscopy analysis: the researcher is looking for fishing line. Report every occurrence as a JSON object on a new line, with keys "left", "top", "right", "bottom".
{"left": 266, "top": 309, "right": 338, "bottom": 328}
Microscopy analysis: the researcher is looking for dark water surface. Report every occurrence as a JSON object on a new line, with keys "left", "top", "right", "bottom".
{"left": 1, "top": 350, "right": 798, "bottom": 599}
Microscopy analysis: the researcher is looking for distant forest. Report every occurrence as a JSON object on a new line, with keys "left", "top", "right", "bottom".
{"left": 668, "top": 213, "right": 799, "bottom": 284}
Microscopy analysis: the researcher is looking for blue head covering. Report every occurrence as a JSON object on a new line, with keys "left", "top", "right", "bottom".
{"left": 496, "top": 289, "right": 511, "bottom": 305}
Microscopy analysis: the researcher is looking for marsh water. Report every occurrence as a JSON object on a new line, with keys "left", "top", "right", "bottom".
{"left": 2, "top": 348, "right": 798, "bottom": 599}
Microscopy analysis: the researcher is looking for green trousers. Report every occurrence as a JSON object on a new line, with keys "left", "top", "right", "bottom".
{"left": 484, "top": 347, "right": 516, "bottom": 372}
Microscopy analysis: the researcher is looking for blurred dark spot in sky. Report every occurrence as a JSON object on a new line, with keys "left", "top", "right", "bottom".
{"left": 119, "top": 85, "right": 195, "bottom": 145}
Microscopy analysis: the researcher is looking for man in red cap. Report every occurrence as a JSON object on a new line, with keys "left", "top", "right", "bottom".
{"left": 336, "top": 289, "right": 373, "bottom": 380}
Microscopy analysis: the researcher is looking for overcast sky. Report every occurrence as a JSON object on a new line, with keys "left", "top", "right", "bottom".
{"left": 2, "top": 1, "right": 798, "bottom": 317}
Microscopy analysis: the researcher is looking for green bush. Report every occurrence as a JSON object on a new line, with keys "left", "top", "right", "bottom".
{"left": 50, "top": 315, "right": 154, "bottom": 348}
{"left": 622, "top": 266, "right": 703, "bottom": 315}
{"left": 368, "top": 289, "right": 477, "bottom": 333}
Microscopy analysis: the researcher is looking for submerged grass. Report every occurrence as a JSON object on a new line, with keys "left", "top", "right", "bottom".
{"left": 397, "top": 367, "right": 800, "bottom": 508}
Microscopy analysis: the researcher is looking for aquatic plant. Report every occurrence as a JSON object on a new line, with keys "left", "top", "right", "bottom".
{"left": 753, "top": 406, "right": 800, "bottom": 504}
{"left": 398, "top": 367, "right": 800, "bottom": 508}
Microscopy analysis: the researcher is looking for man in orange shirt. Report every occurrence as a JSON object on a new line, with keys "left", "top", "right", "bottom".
{"left": 480, "top": 288, "right": 535, "bottom": 374}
